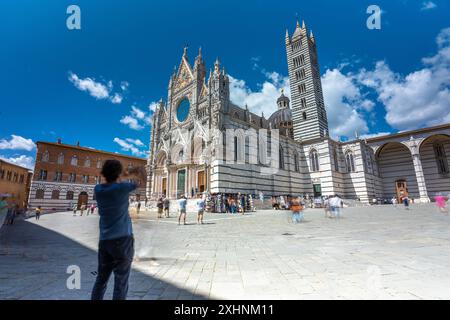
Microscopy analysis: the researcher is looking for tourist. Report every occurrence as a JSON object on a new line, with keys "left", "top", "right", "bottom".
{"left": 91, "top": 159, "right": 146, "bottom": 300}
{"left": 324, "top": 196, "right": 331, "bottom": 218}
{"left": 272, "top": 197, "right": 279, "bottom": 210}
{"left": 90, "top": 203, "right": 96, "bottom": 215}
{"left": 434, "top": 193, "right": 448, "bottom": 214}
{"left": 157, "top": 197, "right": 163, "bottom": 218}
{"left": 230, "top": 198, "right": 237, "bottom": 213}
{"left": 144, "top": 197, "right": 148, "bottom": 208}
{"left": 402, "top": 196, "right": 410, "bottom": 210}
{"left": 136, "top": 201, "right": 141, "bottom": 215}
{"left": 72, "top": 204, "right": 77, "bottom": 216}
{"left": 392, "top": 196, "right": 397, "bottom": 207}
{"left": 279, "top": 196, "right": 286, "bottom": 210}
{"left": 177, "top": 195, "right": 188, "bottom": 225}
{"left": 80, "top": 204, "right": 85, "bottom": 216}
{"left": 35, "top": 206, "right": 42, "bottom": 220}
{"left": 290, "top": 197, "right": 304, "bottom": 224}
{"left": 0, "top": 196, "right": 9, "bottom": 225}
{"left": 163, "top": 196, "right": 170, "bottom": 217}
{"left": 240, "top": 194, "right": 246, "bottom": 215}
{"left": 8, "top": 204, "right": 19, "bottom": 225}
{"left": 329, "top": 195, "right": 342, "bottom": 219}
{"left": 196, "top": 194, "right": 206, "bottom": 224}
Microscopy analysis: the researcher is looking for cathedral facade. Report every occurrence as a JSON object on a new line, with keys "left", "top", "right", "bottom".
{"left": 147, "top": 21, "right": 450, "bottom": 204}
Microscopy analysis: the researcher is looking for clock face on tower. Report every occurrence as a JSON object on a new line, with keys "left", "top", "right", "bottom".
{"left": 176, "top": 97, "right": 190, "bottom": 122}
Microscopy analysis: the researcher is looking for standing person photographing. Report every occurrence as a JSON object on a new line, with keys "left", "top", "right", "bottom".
{"left": 91, "top": 159, "right": 146, "bottom": 300}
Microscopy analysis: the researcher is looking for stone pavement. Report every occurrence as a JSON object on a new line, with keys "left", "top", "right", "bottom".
{"left": 1, "top": 203, "right": 450, "bottom": 300}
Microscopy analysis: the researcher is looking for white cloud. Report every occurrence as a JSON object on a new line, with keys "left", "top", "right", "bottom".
{"left": 125, "top": 138, "right": 145, "bottom": 147}
{"left": 120, "top": 115, "right": 144, "bottom": 130}
{"left": 0, "top": 135, "right": 36, "bottom": 151}
{"left": 113, "top": 138, "right": 146, "bottom": 157}
{"left": 131, "top": 106, "right": 146, "bottom": 120}
{"left": 111, "top": 93, "right": 123, "bottom": 104}
{"left": 148, "top": 101, "right": 158, "bottom": 112}
{"left": 120, "top": 81, "right": 129, "bottom": 91}
{"left": 68, "top": 72, "right": 110, "bottom": 99}
{"left": 321, "top": 69, "right": 371, "bottom": 139}
{"left": 359, "top": 132, "right": 392, "bottom": 139}
{"left": 357, "top": 27, "right": 450, "bottom": 131}
{"left": 421, "top": 1, "right": 437, "bottom": 10}
{"left": 229, "top": 72, "right": 290, "bottom": 117}
{"left": 0, "top": 155, "right": 35, "bottom": 169}
{"left": 68, "top": 71, "right": 127, "bottom": 104}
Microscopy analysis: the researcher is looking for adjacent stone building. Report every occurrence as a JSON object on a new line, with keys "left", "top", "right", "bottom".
{"left": 28, "top": 140, "right": 147, "bottom": 211}
{"left": 0, "top": 159, "right": 32, "bottom": 208}
{"left": 147, "top": 20, "right": 450, "bottom": 204}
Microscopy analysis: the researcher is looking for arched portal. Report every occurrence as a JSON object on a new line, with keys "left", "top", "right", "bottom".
{"left": 77, "top": 191, "right": 88, "bottom": 209}
{"left": 419, "top": 134, "right": 450, "bottom": 196}
{"left": 377, "top": 142, "right": 419, "bottom": 200}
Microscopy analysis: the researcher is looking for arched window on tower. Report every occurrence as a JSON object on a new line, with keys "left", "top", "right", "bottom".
{"left": 309, "top": 149, "right": 320, "bottom": 172}
{"left": 302, "top": 112, "right": 307, "bottom": 120}
{"left": 345, "top": 151, "right": 356, "bottom": 172}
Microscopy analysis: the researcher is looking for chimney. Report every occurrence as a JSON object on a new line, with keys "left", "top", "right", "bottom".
{"left": 57, "top": 138, "right": 62, "bottom": 144}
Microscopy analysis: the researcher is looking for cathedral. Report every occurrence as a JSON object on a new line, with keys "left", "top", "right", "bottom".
{"left": 147, "top": 20, "right": 450, "bottom": 205}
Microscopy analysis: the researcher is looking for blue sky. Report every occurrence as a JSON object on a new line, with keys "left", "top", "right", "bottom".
{"left": 0, "top": 0, "right": 449, "bottom": 169}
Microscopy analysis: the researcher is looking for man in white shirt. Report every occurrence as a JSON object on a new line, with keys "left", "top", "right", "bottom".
{"left": 329, "top": 195, "right": 343, "bottom": 219}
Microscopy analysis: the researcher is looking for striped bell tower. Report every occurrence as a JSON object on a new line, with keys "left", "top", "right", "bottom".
{"left": 286, "top": 20, "right": 329, "bottom": 142}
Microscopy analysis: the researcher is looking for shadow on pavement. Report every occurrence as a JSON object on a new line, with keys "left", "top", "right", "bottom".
{"left": 0, "top": 218, "right": 208, "bottom": 300}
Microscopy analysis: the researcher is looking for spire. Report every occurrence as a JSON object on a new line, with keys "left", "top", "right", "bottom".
{"left": 198, "top": 46, "right": 202, "bottom": 58}
{"left": 302, "top": 20, "right": 306, "bottom": 29}
{"left": 285, "top": 29, "right": 290, "bottom": 44}
{"left": 214, "top": 57, "right": 221, "bottom": 74}
{"left": 296, "top": 20, "right": 300, "bottom": 28}
{"left": 309, "top": 30, "right": 315, "bottom": 42}
{"left": 183, "top": 46, "right": 188, "bottom": 57}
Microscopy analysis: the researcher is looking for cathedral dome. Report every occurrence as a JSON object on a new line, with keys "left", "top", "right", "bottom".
{"left": 276, "top": 89, "right": 290, "bottom": 109}
{"left": 269, "top": 90, "right": 293, "bottom": 138}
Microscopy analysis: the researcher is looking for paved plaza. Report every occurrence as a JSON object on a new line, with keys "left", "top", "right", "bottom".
{"left": 1, "top": 204, "right": 450, "bottom": 300}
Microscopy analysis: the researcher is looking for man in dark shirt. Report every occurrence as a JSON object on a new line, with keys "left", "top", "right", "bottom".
{"left": 91, "top": 159, "right": 146, "bottom": 300}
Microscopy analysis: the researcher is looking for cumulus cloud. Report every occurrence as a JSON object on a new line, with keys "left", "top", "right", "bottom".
{"left": 0, "top": 155, "right": 35, "bottom": 169}
{"left": 120, "top": 115, "right": 144, "bottom": 130}
{"left": 0, "top": 135, "right": 36, "bottom": 151}
{"left": 421, "top": 1, "right": 437, "bottom": 10}
{"left": 359, "top": 132, "right": 392, "bottom": 139}
{"left": 68, "top": 71, "right": 127, "bottom": 104}
{"left": 113, "top": 137, "right": 147, "bottom": 157}
{"left": 321, "top": 69, "right": 372, "bottom": 139}
{"left": 125, "top": 138, "right": 145, "bottom": 147}
{"left": 131, "top": 106, "right": 146, "bottom": 120}
{"left": 357, "top": 27, "right": 450, "bottom": 131}
{"left": 229, "top": 71, "right": 290, "bottom": 117}
{"left": 120, "top": 103, "right": 155, "bottom": 130}
{"left": 148, "top": 101, "right": 158, "bottom": 112}
{"left": 110, "top": 93, "right": 123, "bottom": 104}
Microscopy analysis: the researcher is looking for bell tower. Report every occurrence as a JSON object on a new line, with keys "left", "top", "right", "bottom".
{"left": 286, "top": 20, "right": 328, "bottom": 141}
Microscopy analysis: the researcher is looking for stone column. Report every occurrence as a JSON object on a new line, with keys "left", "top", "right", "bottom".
{"left": 407, "top": 138, "right": 430, "bottom": 203}
{"left": 166, "top": 168, "right": 171, "bottom": 199}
